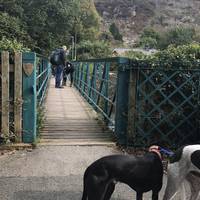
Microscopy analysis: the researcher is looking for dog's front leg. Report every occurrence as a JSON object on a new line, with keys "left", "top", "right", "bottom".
{"left": 186, "top": 173, "right": 200, "bottom": 200}
{"left": 163, "top": 163, "right": 182, "bottom": 200}
{"left": 136, "top": 192, "right": 143, "bottom": 200}
{"left": 163, "top": 173, "right": 180, "bottom": 200}
{"left": 180, "top": 182, "right": 187, "bottom": 200}
{"left": 103, "top": 182, "right": 115, "bottom": 200}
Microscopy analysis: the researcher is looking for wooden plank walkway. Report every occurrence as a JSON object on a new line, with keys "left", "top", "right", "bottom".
{"left": 40, "top": 79, "right": 114, "bottom": 146}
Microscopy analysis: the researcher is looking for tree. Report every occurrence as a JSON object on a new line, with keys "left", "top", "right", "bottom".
{"left": 109, "top": 23, "right": 123, "bottom": 41}
{"left": 21, "top": 0, "right": 101, "bottom": 54}
{"left": 139, "top": 37, "right": 158, "bottom": 49}
{"left": 0, "top": 37, "right": 29, "bottom": 51}
{"left": 0, "top": 0, "right": 24, "bottom": 17}
{"left": 0, "top": 0, "right": 105, "bottom": 57}
{"left": 0, "top": 13, "right": 32, "bottom": 47}
{"left": 138, "top": 27, "right": 160, "bottom": 49}
{"left": 158, "top": 26, "right": 196, "bottom": 49}
{"left": 68, "top": 0, "right": 100, "bottom": 43}
{"left": 140, "top": 27, "right": 160, "bottom": 41}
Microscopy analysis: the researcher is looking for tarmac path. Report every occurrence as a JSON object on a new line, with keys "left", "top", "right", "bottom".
{"left": 0, "top": 145, "right": 181, "bottom": 200}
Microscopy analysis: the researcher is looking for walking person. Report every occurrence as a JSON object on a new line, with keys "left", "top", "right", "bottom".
{"left": 50, "top": 45, "right": 68, "bottom": 88}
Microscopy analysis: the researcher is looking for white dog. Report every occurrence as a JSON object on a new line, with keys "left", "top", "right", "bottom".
{"left": 163, "top": 145, "right": 200, "bottom": 200}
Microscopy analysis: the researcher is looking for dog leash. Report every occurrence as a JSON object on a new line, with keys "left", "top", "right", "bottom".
{"left": 160, "top": 147, "right": 174, "bottom": 157}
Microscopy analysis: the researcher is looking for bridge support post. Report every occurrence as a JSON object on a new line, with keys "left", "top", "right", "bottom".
{"left": 22, "top": 52, "right": 37, "bottom": 143}
{"left": 127, "top": 68, "right": 137, "bottom": 146}
{"left": 115, "top": 58, "right": 130, "bottom": 146}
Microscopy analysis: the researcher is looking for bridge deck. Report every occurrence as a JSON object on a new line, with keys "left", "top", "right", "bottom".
{"left": 40, "top": 79, "right": 114, "bottom": 146}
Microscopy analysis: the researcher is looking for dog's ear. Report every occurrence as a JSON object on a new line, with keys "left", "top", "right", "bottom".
{"left": 149, "top": 145, "right": 160, "bottom": 151}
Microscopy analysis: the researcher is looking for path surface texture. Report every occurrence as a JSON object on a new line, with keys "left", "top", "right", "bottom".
{"left": 0, "top": 145, "right": 171, "bottom": 200}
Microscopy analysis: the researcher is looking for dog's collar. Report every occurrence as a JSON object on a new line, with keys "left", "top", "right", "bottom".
{"left": 159, "top": 147, "right": 174, "bottom": 157}
{"left": 149, "top": 148, "right": 162, "bottom": 160}
{"left": 149, "top": 149, "right": 162, "bottom": 160}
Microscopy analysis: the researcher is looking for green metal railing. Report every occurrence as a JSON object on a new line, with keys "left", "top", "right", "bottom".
{"left": 74, "top": 57, "right": 200, "bottom": 148}
{"left": 22, "top": 52, "right": 51, "bottom": 143}
{"left": 36, "top": 54, "right": 51, "bottom": 105}
{"left": 132, "top": 68, "right": 200, "bottom": 148}
{"left": 0, "top": 52, "right": 51, "bottom": 144}
{"left": 74, "top": 57, "right": 131, "bottom": 144}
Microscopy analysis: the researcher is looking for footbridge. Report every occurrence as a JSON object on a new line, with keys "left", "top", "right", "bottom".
{"left": 40, "top": 78, "right": 114, "bottom": 145}
{"left": 1, "top": 51, "right": 200, "bottom": 148}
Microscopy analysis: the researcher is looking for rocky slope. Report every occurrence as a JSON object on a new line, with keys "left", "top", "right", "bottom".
{"left": 94, "top": 0, "right": 200, "bottom": 46}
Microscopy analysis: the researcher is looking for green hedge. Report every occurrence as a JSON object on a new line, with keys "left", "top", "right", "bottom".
{"left": 0, "top": 37, "right": 29, "bottom": 52}
{"left": 131, "top": 44, "right": 200, "bottom": 69}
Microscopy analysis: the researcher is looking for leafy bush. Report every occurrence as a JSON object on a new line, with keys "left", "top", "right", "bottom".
{"left": 158, "top": 26, "right": 196, "bottom": 49}
{"left": 99, "top": 32, "right": 113, "bottom": 42}
{"left": 155, "top": 44, "right": 200, "bottom": 68}
{"left": 76, "top": 40, "right": 112, "bottom": 60}
{"left": 138, "top": 26, "right": 199, "bottom": 50}
{"left": 139, "top": 37, "right": 158, "bottom": 49}
{"left": 138, "top": 27, "right": 160, "bottom": 49}
{"left": 124, "top": 51, "right": 148, "bottom": 60}
{"left": 0, "top": 37, "right": 30, "bottom": 51}
{"left": 140, "top": 27, "right": 160, "bottom": 41}
{"left": 0, "top": 13, "right": 32, "bottom": 46}
{"left": 132, "top": 44, "right": 200, "bottom": 69}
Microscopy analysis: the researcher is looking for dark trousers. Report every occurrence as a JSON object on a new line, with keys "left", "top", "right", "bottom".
{"left": 55, "top": 65, "right": 63, "bottom": 87}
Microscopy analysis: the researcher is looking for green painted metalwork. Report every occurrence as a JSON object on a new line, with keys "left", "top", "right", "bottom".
{"left": 73, "top": 57, "right": 131, "bottom": 144}
{"left": 114, "top": 58, "right": 131, "bottom": 145}
{"left": 22, "top": 52, "right": 51, "bottom": 143}
{"left": 103, "top": 62, "right": 110, "bottom": 118}
{"left": 74, "top": 57, "right": 200, "bottom": 147}
{"left": 133, "top": 68, "right": 200, "bottom": 148}
{"left": 36, "top": 54, "right": 51, "bottom": 105}
{"left": 74, "top": 58, "right": 120, "bottom": 131}
{"left": 22, "top": 52, "right": 37, "bottom": 143}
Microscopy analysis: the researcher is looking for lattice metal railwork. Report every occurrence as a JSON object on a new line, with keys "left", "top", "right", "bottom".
{"left": 73, "top": 58, "right": 118, "bottom": 128}
{"left": 74, "top": 57, "right": 131, "bottom": 145}
{"left": 132, "top": 68, "right": 200, "bottom": 148}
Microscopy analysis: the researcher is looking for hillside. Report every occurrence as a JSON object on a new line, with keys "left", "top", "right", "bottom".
{"left": 94, "top": 0, "right": 200, "bottom": 46}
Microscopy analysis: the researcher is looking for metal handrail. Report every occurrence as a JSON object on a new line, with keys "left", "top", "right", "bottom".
{"left": 36, "top": 56, "right": 51, "bottom": 105}
{"left": 73, "top": 58, "right": 128, "bottom": 132}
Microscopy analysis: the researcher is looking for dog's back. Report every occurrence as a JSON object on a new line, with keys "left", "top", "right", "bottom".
{"left": 82, "top": 151, "right": 163, "bottom": 200}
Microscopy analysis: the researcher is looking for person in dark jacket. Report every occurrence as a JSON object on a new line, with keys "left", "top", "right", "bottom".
{"left": 52, "top": 45, "right": 67, "bottom": 88}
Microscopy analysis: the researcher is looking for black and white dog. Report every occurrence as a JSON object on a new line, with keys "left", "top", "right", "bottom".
{"left": 81, "top": 145, "right": 163, "bottom": 200}
{"left": 163, "top": 144, "right": 200, "bottom": 200}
